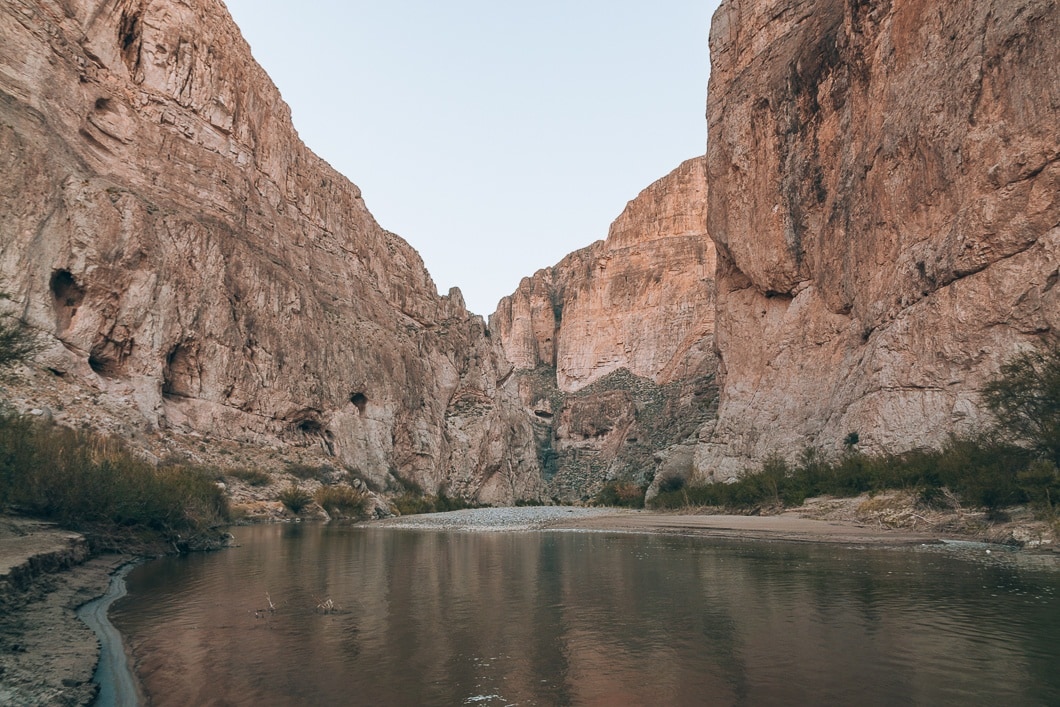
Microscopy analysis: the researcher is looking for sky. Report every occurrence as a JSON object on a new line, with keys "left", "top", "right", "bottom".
{"left": 223, "top": 1, "right": 723, "bottom": 315}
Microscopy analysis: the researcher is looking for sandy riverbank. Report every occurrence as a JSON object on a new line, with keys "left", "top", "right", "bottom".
{"left": 0, "top": 518, "right": 131, "bottom": 706}
{"left": 374, "top": 506, "right": 944, "bottom": 544}
{"left": 373, "top": 494, "right": 1058, "bottom": 550}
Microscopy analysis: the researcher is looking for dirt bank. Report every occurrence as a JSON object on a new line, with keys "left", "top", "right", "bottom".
{"left": 0, "top": 518, "right": 131, "bottom": 706}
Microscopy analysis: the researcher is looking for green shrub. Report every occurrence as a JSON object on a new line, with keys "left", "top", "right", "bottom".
{"left": 227, "top": 467, "right": 272, "bottom": 487}
{"left": 386, "top": 486, "right": 482, "bottom": 516}
{"left": 647, "top": 436, "right": 1059, "bottom": 515}
{"left": 434, "top": 490, "right": 478, "bottom": 512}
{"left": 391, "top": 492, "right": 435, "bottom": 516}
{"left": 277, "top": 484, "right": 313, "bottom": 513}
{"left": 1017, "top": 459, "right": 1060, "bottom": 513}
{"left": 314, "top": 485, "right": 368, "bottom": 518}
{"left": 0, "top": 414, "right": 228, "bottom": 547}
{"left": 593, "top": 481, "right": 646, "bottom": 508}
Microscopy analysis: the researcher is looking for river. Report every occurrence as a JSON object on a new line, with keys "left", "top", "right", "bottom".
{"left": 110, "top": 522, "right": 1059, "bottom": 706}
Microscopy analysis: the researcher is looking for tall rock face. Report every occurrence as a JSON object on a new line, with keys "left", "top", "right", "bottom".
{"left": 700, "top": 0, "right": 1059, "bottom": 477}
{"left": 495, "top": 157, "right": 716, "bottom": 392}
{"left": 492, "top": 158, "right": 718, "bottom": 499}
{"left": 0, "top": 0, "right": 543, "bottom": 503}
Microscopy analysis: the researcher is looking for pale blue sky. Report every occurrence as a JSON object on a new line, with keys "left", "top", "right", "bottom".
{"left": 223, "top": 1, "right": 722, "bottom": 315}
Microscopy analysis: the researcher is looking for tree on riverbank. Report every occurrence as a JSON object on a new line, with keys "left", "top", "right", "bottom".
{"left": 982, "top": 345, "right": 1060, "bottom": 466}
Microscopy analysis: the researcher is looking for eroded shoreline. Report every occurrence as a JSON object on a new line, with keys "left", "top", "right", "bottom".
{"left": 77, "top": 563, "right": 142, "bottom": 707}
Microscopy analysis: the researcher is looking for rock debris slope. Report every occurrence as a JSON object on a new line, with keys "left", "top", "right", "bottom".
{"left": 699, "top": 0, "right": 1059, "bottom": 477}
{"left": 492, "top": 158, "right": 718, "bottom": 499}
{"left": 0, "top": 0, "right": 542, "bottom": 503}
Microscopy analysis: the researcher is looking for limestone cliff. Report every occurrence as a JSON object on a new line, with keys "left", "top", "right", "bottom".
{"left": 495, "top": 157, "right": 716, "bottom": 391}
{"left": 699, "top": 0, "right": 1059, "bottom": 477}
{"left": 0, "top": 0, "right": 543, "bottom": 503}
{"left": 492, "top": 158, "right": 717, "bottom": 498}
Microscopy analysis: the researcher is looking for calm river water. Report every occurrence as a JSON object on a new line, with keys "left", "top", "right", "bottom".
{"left": 111, "top": 523, "right": 1059, "bottom": 706}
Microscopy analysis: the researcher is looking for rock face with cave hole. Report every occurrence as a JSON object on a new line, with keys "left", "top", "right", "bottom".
{"left": 699, "top": 0, "right": 1060, "bottom": 479}
{"left": 0, "top": 0, "right": 546, "bottom": 504}
{"left": 50, "top": 270, "right": 84, "bottom": 333}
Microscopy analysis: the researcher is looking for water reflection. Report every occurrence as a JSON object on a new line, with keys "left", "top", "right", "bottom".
{"left": 112, "top": 525, "right": 1060, "bottom": 706}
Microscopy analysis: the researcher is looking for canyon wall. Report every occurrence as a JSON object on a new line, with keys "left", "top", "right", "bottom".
{"left": 492, "top": 158, "right": 718, "bottom": 498}
{"left": 494, "top": 157, "right": 715, "bottom": 392}
{"left": 698, "top": 0, "right": 1060, "bottom": 477}
{"left": 0, "top": 0, "right": 543, "bottom": 503}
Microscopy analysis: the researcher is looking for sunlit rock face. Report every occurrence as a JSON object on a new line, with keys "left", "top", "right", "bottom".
{"left": 494, "top": 157, "right": 716, "bottom": 392}
{"left": 0, "top": 0, "right": 544, "bottom": 503}
{"left": 492, "top": 158, "right": 718, "bottom": 499}
{"left": 698, "top": 0, "right": 1060, "bottom": 478}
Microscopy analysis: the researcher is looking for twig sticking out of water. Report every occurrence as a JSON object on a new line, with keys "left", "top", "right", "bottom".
{"left": 253, "top": 592, "right": 280, "bottom": 622}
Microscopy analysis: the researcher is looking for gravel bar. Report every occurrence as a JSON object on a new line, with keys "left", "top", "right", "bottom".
{"left": 370, "top": 506, "right": 637, "bottom": 532}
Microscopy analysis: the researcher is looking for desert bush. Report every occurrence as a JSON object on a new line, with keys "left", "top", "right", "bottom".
{"left": 647, "top": 436, "right": 1058, "bottom": 515}
{"left": 391, "top": 492, "right": 435, "bottom": 516}
{"left": 1017, "top": 459, "right": 1060, "bottom": 513}
{"left": 228, "top": 467, "right": 272, "bottom": 487}
{"left": 434, "top": 490, "right": 478, "bottom": 512}
{"left": 0, "top": 413, "right": 228, "bottom": 546}
{"left": 314, "top": 485, "right": 368, "bottom": 518}
{"left": 593, "top": 481, "right": 646, "bottom": 508}
{"left": 277, "top": 484, "right": 313, "bottom": 513}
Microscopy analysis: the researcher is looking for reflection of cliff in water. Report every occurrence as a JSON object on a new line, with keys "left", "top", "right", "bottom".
{"left": 111, "top": 524, "right": 1060, "bottom": 706}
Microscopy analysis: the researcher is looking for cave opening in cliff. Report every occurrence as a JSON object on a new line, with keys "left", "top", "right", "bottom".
{"left": 162, "top": 342, "right": 199, "bottom": 399}
{"left": 88, "top": 347, "right": 121, "bottom": 378}
{"left": 289, "top": 409, "right": 324, "bottom": 437}
{"left": 298, "top": 419, "right": 322, "bottom": 434}
{"left": 350, "top": 392, "right": 367, "bottom": 414}
{"left": 118, "top": 10, "right": 142, "bottom": 73}
{"left": 50, "top": 269, "right": 84, "bottom": 332}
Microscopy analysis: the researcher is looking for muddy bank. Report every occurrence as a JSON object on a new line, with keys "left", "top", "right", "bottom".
{"left": 0, "top": 519, "right": 131, "bottom": 706}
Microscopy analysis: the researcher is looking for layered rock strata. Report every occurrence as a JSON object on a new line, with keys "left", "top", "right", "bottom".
{"left": 0, "top": 0, "right": 543, "bottom": 503}
{"left": 699, "top": 0, "right": 1060, "bottom": 477}
{"left": 492, "top": 158, "right": 718, "bottom": 498}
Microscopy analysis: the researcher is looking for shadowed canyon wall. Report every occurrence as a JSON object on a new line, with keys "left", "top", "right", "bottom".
{"left": 0, "top": 0, "right": 543, "bottom": 503}
{"left": 698, "top": 0, "right": 1059, "bottom": 478}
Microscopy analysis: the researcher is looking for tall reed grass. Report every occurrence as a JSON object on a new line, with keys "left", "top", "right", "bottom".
{"left": 0, "top": 414, "right": 229, "bottom": 550}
